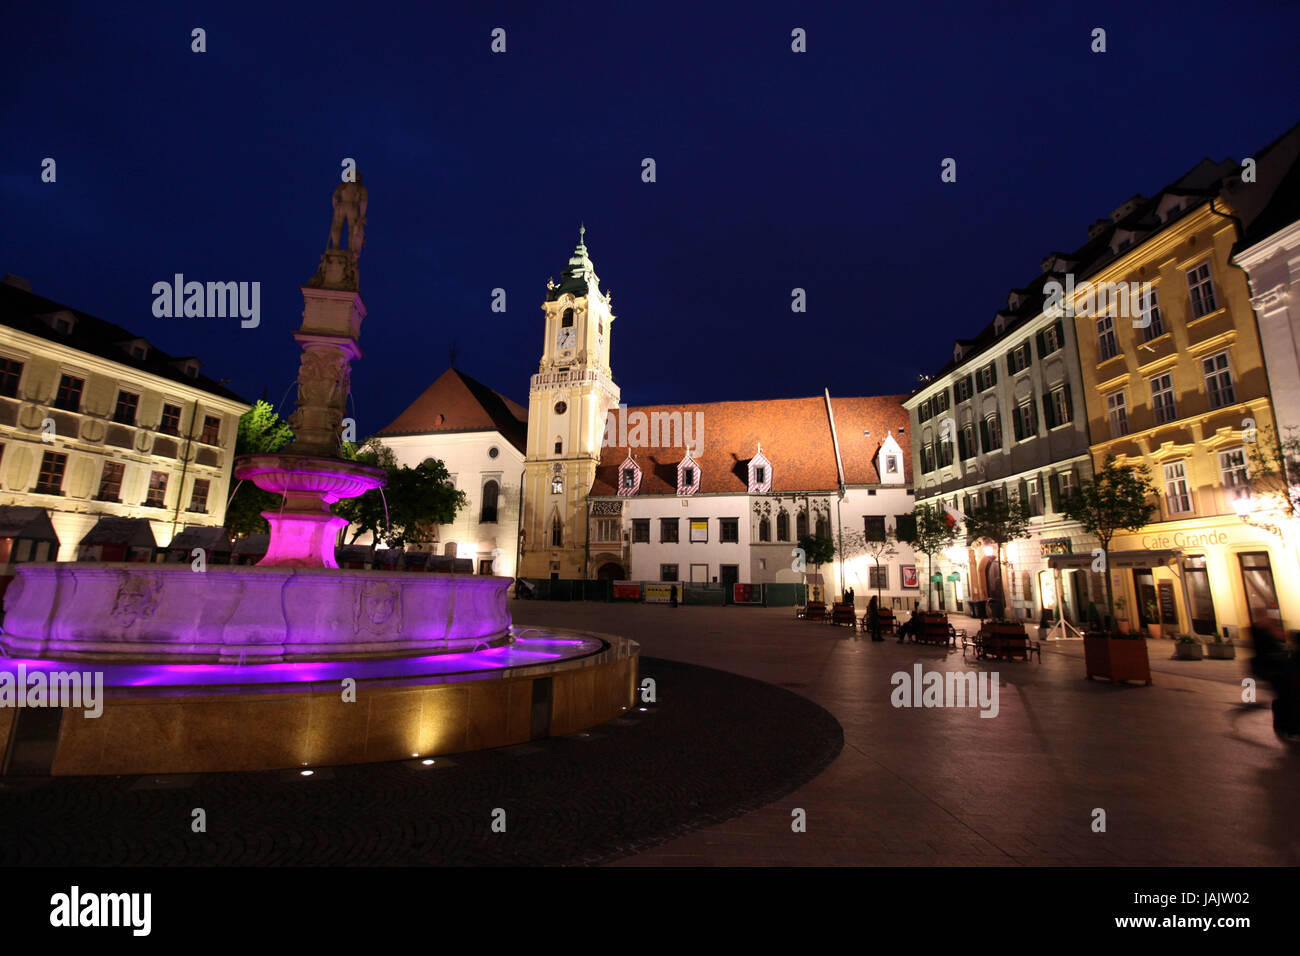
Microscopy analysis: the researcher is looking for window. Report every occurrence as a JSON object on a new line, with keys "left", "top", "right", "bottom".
{"left": 958, "top": 423, "right": 975, "bottom": 460}
{"left": 660, "top": 518, "right": 679, "bottom": 543}
{"left": 1186, "top": 262, "right": 1217, "bottom": 318}
{"left": 1012, "top": 400, "right": 1036, "bottom": 442}
{"left": 895, "top": 513, "right": 917, "bottom": 542}
{"left": 920, "top": 443, "right": 935, "bottom": 473}
{"left": 1106, "top": 391, "right": 1129, "bottom": 438}
{"left": 777, "top": 511, "right": 790, "bottom": 541}
{"left": 1026, "top": 478, "right": 1043, "bottom": 517}
{"left": 97, "top": 461, "right": 124, "bottom": 501}
{"left": 1203, "top": 352, "right": 1235, "bottom": 409}
{"left": 488, "top": 446, "right": 499, "bottom": 459}
{"left": 682, "top": 466, "right": 696, "bottom": 487}
{"left": 595, "top": 518, "right": 619, "bottom": 542}
{"left": 622, "top": 467, "right": 636, "bottom": 490}
{"left": 885, "top": 455, "right": 899, "bottom": 474}
{"left": 480, "top": 480, "right": 499, "bottom": 523}
{"left": 1164, "top": 461, "right": 1193, "bottom": 515}
{"left": 868, "top": 565, "right": 888, "bottom": 589}
{"left": 918, "top": 399, "right": 932, "bottom": 423}
{"left": 755, "top": 465, "right": 766, "bottom": 485}
{"left": 551, "top": 515, "right": 563, "bottom": 547}
{"left": 1057, "top": 470, "right": 1077, "bottom": 504}
{"left": 553, "top": 401, "right": 567, "bottom": 415}
{"left": 145, "top": 470, "right": 168, "bottom": 507}
{"left": 1044, "top": 383, "right": 1073, "bottom": 428}
{"left": 188, "top": 478, "right": 210, "bottom": 513}
{"left": 1007, "top": 344, "right": 1031, "bottom": 374}
{"left": 36, "top": 451, "right": 67, "bottom": 494}
{"left": 554, "top": 440, "right": 563, "bottom": 455}
{"left": 976, "top": 363, "right": 998, "bottom": 391}
{"left": 758, "top": 516, "right": 771, "bottom": 541}
{"left": 561, "top": 308, "right": 574, "bottom": 328}
{"left": 1037, "top": 321, "right": 1063, "bottom": 358}
{"left": 1139, "top": 288, "right": 1165, "bottom": 341}
{"left": 864, "top": 515, "right": 886, "bottom": 541}
{"left": 1096, "top": 315, "right": 1118, "bottom": 361}
{"left": 1150, "top": 373, "right": 1177, "bottom": 425}
{"left": 933, "top": 390, "right": 951, "bottom": 414}
{"left": 979, "top": 414, "right": 1002, "bottom": 452}
{"left": 159, "top": 403, "right": 182, "bottom": 436}
{"left": 1219, "top": 447, "right": 1249, "bottom": 499}
{"left": 0, "top": 357, "right": 22, "bottom": 398}
{"left": 632, "top": 519, "right": 650, "bottom": 543}
{"left": 54, "top": 374, "right": 83, "bottom": 412}
{"left": 815, "top": 515, "right": 828, "bottom": 538}
{"left": 660, "top": 564, "right": 679, "bottom": 582}
{"left": 954, "top": 376, "right": 972, "bottom": 402}
{"left": 200, "top": 415, "right": 221, "bottom": 445}
{"left": 720, "top": 518, "right": 739, "bottom": 543}
{"left": 936, "top": 440, "right": 953, "bottom": 468}
{"left": 551, "top": 475, "right": 563, "bottom": 494}
{"left": 796, "top": 512, "right": 808, "bottom": 539}
{"left": 113, "top": 390, "right": 139, "bottom": 426}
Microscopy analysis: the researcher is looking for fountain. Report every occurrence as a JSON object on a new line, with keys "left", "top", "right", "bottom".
{"left": 0, "top": 177, "right": 637, "bottom": 776}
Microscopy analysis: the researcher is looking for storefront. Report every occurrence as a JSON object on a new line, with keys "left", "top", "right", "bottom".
{"left": 1097, "top": 515, "right": 1300, "bottom": 641}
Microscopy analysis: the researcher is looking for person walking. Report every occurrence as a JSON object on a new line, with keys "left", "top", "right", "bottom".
{"left": 868, "top": 595, "right": 883, "bottom": 642}
{"left": 669, "top": 584, "right": 679, "bottom": 608}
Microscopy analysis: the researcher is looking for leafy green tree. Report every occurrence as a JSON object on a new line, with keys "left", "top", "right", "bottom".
{"left": 335, "top": 438, "right": 466, "bottom": 547}
{"left": 1059, "top": 457, "right": 1157, "bottom": 630}
{"left": 909, "top": 504, "right": 960, "bottom": 611}
{"left": 225, "top": 400, "right": 293, "bottom": 535}
{"left": 964, "top": 495, "right": 1032, "bottom": 617}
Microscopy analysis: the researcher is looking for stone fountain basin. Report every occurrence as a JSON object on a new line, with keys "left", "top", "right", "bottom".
{"left": 234, "top": 454, "right": 386, "bottom": 502}
{"left": 0, "top": 564, "right": 511, "bottom": 664}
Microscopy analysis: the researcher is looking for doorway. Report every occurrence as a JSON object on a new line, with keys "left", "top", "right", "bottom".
{"left": 1133, "top": 569, "right": 1157, "bottom": 627}
{"left": 720, "top": 564, "right": 739, "bottom": 595}
{"left": 1184, "top": 555, "right": 1217, "bottom": 635}
{"left": 1238, "top": 552, "right": 1280, "bottom": 628}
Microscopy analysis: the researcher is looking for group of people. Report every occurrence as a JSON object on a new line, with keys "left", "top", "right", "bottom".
{"left": 849, "top": 593, "right": 922, "bottom": 643}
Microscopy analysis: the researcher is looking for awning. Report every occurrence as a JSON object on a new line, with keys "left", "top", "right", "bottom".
{"left": 79, "top": 516, "right": 157, "bottom": 549}
{"left": 1048, "top": 548, "right": 1180, "bottom": 570}
{"left": 168, "top": 525, "right": 232, "bottom": 554}
{"left": 233, "top": 533, "right": 269, "bottom": 556}
{"left": 0, "top": 506, "right": 59, "bottom": 544}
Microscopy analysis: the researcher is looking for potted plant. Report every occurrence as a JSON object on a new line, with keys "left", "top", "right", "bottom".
{"left": 1206, "top": 629, "right": 1236, "bottom": 660}
{"left": 1114, "top": 596, "right": 1131, "bottom": 635}
{"left": 1060, "top": 458, "right": 1158, "bottom": 686}
{"left": 1144, "top": 599, "right": 1162, "bottom": 639}
{"left": 1173, "top": 634, "right": 1204, "bottom": 660}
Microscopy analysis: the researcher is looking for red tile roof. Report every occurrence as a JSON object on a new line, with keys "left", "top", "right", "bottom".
{"left": 591, "top": 394, "right": 911, "bottom": 496}
{"left": 378, "top": 367, "right": 528, "bottom": 452}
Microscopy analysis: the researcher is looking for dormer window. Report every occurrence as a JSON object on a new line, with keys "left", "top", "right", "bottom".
{"left": 618, "top": 454, "right": 642, "bottom": 496}
{"left": 677, "top": 454, "right": 701, "bottom": 496}
{"left": 747, "top": 444, "right": 772, "bottom": 494}
{"left": 878, "top": 431, "right": 905, "bottom": 485}
{"left": 42, "top": 311, "right": 78, "bottom": 336}
{"left": 171, "top": 357, "right": 201, "bottom": 379}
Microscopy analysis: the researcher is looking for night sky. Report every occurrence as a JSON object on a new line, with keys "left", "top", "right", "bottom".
{"left": 4, "top": 1, "right": 1299, "bottom": 437}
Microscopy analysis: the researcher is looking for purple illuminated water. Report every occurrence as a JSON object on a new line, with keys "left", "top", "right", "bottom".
{"left": 0, "top": 632, "right": 607, "bottom": 693}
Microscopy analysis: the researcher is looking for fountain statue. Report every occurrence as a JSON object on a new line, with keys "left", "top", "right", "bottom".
{"left": 0, "top": 178, "right": 638, "bottom": 776}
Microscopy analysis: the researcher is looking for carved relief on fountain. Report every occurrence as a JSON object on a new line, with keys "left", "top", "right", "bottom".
{"left": 354, "top": 581, "right": 401, "bottom": 640}
{"left": 110, "top": 573, "right": 163, "bottom": 628}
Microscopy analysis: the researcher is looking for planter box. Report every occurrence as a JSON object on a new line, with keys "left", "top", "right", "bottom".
{"left": 1206, "top": 642, "right": 1236, "bottom": 660}
{"left": 1084, "top": 635, "right": 1152, "bottom": 685}
{"left": 1174, "top": 642, "right": 1204, "bottom": 660}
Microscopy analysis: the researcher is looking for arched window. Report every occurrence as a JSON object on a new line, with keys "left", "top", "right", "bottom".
{"left": 815, "top": 515, "right": 828, "bottom": 539}
{"left": 759, "top": 516, "right": 771, "bottom": 542}
{"left": 444, "top": 542, "right": 457, "bottom": 557}
{"left": 551, "top": 515, "right": 563, "bottom": 547}
{"left": 777, "top": 511, "right": 789, "bottom": 541}
{"left": 480, "top": 480, "right": 499, "bottom": 523}
{"left": 562, "top": 308, "right": 574, "bottom": 328}
{"left": 796, "top": 511, "right": 808, "bottom": 539}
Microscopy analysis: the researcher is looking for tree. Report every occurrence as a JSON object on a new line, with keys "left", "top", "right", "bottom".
{"left": 909, "top": 504, "right": 960, "bottom": 610}
{"left": 798, "top": 533, "right": 836, "bottom": 601}
{"left": 225, "top": 400, "right": 294, "bottom": 535}
{"left": 335, "top": 438, "right": 466, "bottom": 547}
{"left": 1241, "top": 423, "right": 1300, "bottom": 539}
{"left": 964, "top": 495, "right": 1032, "bottom": 618}
{"left": 1059, "top": 456, "right": 1157, "bottom": 631}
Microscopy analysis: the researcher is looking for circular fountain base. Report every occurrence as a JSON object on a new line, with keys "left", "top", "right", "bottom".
{"left": 0, "top": 628, "right": 638, "bottom": 776}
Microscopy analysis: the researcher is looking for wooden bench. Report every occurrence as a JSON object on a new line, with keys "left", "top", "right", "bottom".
{"left": 877, "top": 607, "right": 896, "bottom": 634}
{"left": 978, "top": 622, "right": 1030, "bottom": 661}
{"left": 800, "top": 601, "right": 828, "bottom": 622}
{"left": 831, "top": 602, "right": 857, "bottom": 626}
{"left": 914, "top": 612, "right": 954, "bottom": 646}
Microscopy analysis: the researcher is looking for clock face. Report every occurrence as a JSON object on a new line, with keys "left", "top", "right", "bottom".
{"left": 556, "top": 327, "right": 576, "bottom": 351}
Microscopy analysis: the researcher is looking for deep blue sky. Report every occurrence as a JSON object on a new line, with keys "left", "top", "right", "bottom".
{"left": 3, "top": 1, "right": 1298, "bottom": 436}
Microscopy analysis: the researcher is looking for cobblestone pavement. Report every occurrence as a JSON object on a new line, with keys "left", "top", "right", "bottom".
{"left": 509, "top": 602, "right": 1300, "bottom": 867}
{"left": 0, "top": 656, "right": 841, "bottom": 866}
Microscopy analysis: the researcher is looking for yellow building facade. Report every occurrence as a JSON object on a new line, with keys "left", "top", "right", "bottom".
{"left": 1070, "top": 195, "right": 1297, "bottom": 640}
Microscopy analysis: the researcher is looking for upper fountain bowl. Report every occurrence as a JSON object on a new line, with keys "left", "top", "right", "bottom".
{"left": 235, "top": 454, "right": 386, "bottom": 505}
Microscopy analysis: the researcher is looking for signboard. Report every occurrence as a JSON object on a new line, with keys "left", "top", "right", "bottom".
{"left": 1040, "top": 538, "right": 1073, "bottom": 557}
{"left": 946, "top": 573, "right": 961, "bottom": 582}
{"left": 1157, "top": 582, "right": 1178, "bottom": 625}
{"left": 733, "top": 583, "right": 761, "bottom": 604}
{"left": 612, "top": 582, "right": 641, "bottom": 600}
{"left": 645, "top": 583, "right": 674, "bottom": 603}
{"left": 903, "top": 565, "right": 919, "bottom": 588}
{"left": 689, "top": 519, "right": 708, "bottom": 543}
